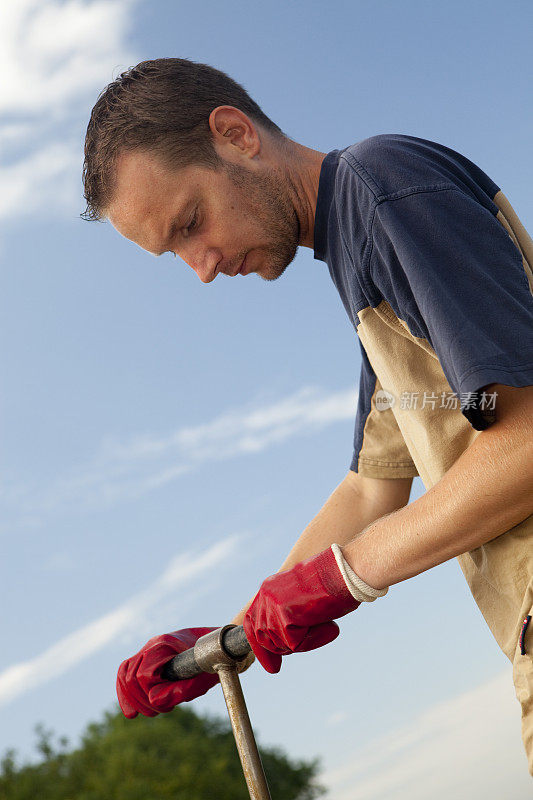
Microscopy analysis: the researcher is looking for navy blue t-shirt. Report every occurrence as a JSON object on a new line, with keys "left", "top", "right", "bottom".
{"left": 313, "top": 134, "right": 533, "bottom": 449}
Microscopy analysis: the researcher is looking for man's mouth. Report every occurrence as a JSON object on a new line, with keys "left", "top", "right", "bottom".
{"left": 228, "top": 253, "right": 248, "bottom": 277}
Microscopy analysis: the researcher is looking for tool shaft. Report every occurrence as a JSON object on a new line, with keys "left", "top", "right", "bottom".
{"left": 161, "top": 626, "right": 272, "bottom": 799}
{"left": 216, "top": 664, "right": 272, "bottom": 800}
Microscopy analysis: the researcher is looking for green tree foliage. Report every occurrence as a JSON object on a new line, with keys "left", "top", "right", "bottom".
{"left": 0, "top": 706, "right": 325, "bottom": 799}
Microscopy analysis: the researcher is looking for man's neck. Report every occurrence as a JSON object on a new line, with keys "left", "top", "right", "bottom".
{"left": 283, "top": 141, "right": 327, "bottom": 249}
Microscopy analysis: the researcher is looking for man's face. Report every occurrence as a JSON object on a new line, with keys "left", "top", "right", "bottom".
{"left": 108, "top": 149, "right": 300, "bottom": 283}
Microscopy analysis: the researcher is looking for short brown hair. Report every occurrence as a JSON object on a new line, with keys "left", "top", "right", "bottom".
{"left": 81, "top": 58, "right": 284, "bottom": 221}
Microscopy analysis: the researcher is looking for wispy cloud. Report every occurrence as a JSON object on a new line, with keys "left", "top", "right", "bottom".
{"left": 326, "top": 710, "right": 349, "bottom": 727}
{"left": 0, "top": 536, "right": 241, "bottom": 707}
{"left": 0, "top": 0, "right": 135, "bottom": 115}
{"left": 3, "top": 386, "right": 356, "bottom": 526}
{"left": 322, "top": 670, "right": 530, "bottom": 798}
{"left": 0, "top": 0, "right": 136, "bottom": 222}
{"left": 0, "top": 141, "right": 80, "bottom": 220}
{"left": 99, "top": 385, "right": 355, "bottom": 463}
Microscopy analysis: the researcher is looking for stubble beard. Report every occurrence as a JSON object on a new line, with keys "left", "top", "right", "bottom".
{"left": 225, "top": 162, "right": 300, "bottom": 282}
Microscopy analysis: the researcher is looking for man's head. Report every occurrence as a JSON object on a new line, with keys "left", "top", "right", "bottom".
{"left": 82, "top": 58, "right": 303, "bottom": 282}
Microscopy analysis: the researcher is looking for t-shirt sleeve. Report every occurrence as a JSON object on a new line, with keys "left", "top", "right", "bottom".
{"left": 351, "top": 341, "right": 419, "bottom": 478}
{"left": 369, "top": 186, "right": 533, "bottom": 430}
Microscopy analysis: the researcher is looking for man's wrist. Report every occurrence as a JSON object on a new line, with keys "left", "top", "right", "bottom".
{"left": 331, "top": 543, "right": 389, "bottom": 602}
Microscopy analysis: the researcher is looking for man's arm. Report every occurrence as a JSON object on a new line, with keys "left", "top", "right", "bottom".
{"left": 231, "top": 471, "right": 413, "bottom": 626}
{"left": 342, "top": 384, "right": 533, "bottom": 589}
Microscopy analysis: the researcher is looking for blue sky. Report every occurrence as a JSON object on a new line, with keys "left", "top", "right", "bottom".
{"left": 1, "top": 0, "right": 532, "bottom": 796}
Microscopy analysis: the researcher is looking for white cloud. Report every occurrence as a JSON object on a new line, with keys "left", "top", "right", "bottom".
{"left": 0, "top": 535, "right": 241, "bottom": 707}
{"left": 0, "top": 123, "right": 35, "bottom": 149}
{"left": 0, "top": 141, "right": 79, "bottom": 220}
{"left": 2, "top": 386, "right": 357, "bottom": 525}
{"left": 100, "top": 385, "right": 356, "bottom": 463}
{"left": 0, "top": 0, "right": 136, "bottom": 222}
{"left": 327, "top": 710, "right": 349, "bottom": 726}
{"left": 0, "top": 0, "right": 135, "bottom": 114}
{"left": 321, "top": 671, "right": 531, "bottom": 799}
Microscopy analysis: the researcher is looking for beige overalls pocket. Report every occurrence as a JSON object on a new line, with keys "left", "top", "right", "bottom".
{"left": 513, "top": 605, "right": 533, "bottom": 776}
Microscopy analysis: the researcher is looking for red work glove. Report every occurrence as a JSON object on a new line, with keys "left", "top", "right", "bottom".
{"left": 116, "top": 627, "right": 219, "bottom": 718}
{"left": 243, "top": 547, "right": 360, "bottom": 674}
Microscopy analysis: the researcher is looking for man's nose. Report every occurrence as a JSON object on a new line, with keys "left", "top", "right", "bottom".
{"left": 185, "top": 247, "right": 222, "bottom": 283}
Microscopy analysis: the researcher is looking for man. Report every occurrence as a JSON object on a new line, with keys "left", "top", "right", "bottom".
{"left": 82, "top": 58, "right": 533, "bottom": 771}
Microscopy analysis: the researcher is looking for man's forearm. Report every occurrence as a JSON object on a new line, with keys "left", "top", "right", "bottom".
{"left": 276, "top": 472, "right": 412, "bottom": 571}
{"left": 231, "top": 472, "right": 412, "bottom": 626}
{"left": 343, "top": 394, "right": 533, "bottom": 589}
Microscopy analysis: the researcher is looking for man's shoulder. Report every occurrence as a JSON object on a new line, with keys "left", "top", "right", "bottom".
{"left": 322, "top": 134, "right": 449, "bottom": 250}
{"left": 338, "top": 133, "right": 499, "bottom": 204}
{"left": 339, "top": 133, "right": 459, "bottom": 199}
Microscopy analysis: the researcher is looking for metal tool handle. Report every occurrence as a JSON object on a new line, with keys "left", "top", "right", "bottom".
{"left": 161, "top": 625, "right": 251, "bottom": 681}
{"left": 217, "top": 663, "right": 272, "bottom": 800}
{"left": 161, "top": 626, "right": 271, "bottom": 799}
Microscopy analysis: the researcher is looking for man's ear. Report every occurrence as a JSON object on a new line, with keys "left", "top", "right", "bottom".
{"left": 209, "top": 106, "right": 261, "bottom": 162}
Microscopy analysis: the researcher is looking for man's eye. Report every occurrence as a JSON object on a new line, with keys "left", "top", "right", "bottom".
{"left": 184, "top": 210, "right": 199, "bottom": 236}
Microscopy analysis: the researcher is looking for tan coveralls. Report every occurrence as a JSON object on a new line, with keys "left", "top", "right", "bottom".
{"left": 353, "top": 191, "right": 533, "bottom": 772}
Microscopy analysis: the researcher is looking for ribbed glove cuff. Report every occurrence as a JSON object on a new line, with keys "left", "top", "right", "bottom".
{"left": 330, "top": 543, "right": 389, "bottom": 602}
